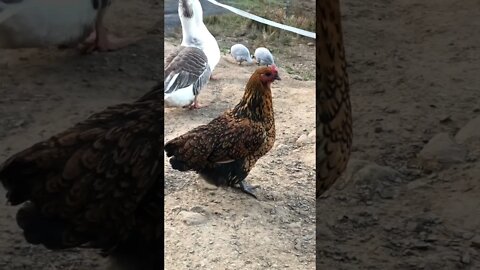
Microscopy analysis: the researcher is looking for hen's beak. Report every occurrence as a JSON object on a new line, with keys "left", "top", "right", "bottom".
{"left": 274, "top": 73, "right": 281, "bottom": 81}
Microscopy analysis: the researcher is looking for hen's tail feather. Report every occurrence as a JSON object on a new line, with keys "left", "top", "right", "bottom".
{"left": 163, "top": 141, "right": 175, "bottom": 158}
{"left": 16, "top": 202, "right": 74, "bottom": 250}
{"left": 0, "top": 158, "right": 38, "bottom": 205}
{"left": 165, "top": 141, "right": 193, "bottom": 171}
{"left": 1, "top": 156, "right": 86, "bottom": 250}
{"left": 169, "top": 157, "right": 191, "bottom": 171}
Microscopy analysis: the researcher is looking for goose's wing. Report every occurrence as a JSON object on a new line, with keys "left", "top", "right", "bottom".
{"left": 164, "top": 46, "right": 211, "bottom": 96}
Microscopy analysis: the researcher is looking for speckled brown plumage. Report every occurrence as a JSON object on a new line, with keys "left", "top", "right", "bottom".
{"left": 317, "top": 0, "right": 353, "bottom": 198}
{"left": 165, "top": 65, "right": 281, "bottom": 198}
{"left": 0, "top": 84, "right": 164, "bottom": 269}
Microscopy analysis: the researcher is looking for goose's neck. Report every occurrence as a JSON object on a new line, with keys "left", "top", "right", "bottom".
{"left": 179, "top": 12, "right": 220, "bottom": 70}
{"left": 180, "top": 18, "right": 209, "bottom": 45}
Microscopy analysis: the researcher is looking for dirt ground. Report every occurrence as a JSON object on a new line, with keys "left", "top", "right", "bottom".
{"left": 317, "top": 0, "right": 480, "bottom": 269}
{"left": 0, "top": 0, "right": 162, "bottom": 269}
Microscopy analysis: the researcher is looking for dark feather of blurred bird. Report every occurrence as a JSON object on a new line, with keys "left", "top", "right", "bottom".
{"left": 165, "top": 65, "right": 281, "bottom": 198}
{"left": 0, "top": 84, "right": 164, "bottom": 270}
{"left": 317, "top": 0, "right": 353, "bottom": 198}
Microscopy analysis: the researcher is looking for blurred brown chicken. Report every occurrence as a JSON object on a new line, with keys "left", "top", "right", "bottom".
{"left": 0, "top": 84, "right": 164, "bottom": 270}
{"left": 165, "top": 65, "right": 281, "bottom": 198}
{"left": 317, "top": 0, "right": 353, "bottom": 198}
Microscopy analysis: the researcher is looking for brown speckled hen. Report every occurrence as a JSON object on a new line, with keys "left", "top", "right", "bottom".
{"left": 317, "top": 0, "right": 353, "bottom": 198}
{"left": 165, "top": 65, "right": 281, "bottom": 198}
{"left": 0, "top": 85, "right": 164, "bottom": 270}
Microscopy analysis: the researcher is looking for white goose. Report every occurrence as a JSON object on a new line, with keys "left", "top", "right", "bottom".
{"left": 164, "top": 46, "right": 211, "bottom": 109}
{"left": 164, "top": 0, "right": 220, "bottom": 109}
{"left": 179, "top": 0, "right": 220, "bottom": 76}
{"left": 0, "top": 0, "right": 133, "bottom": 52}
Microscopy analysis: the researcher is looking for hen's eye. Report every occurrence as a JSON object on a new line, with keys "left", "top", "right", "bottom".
{"left": 265, "top": 72, "right": 272, "bottom": 76}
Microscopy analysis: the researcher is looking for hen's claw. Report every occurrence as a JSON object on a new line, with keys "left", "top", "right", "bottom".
{"left": 238, "top": 180, "right": 259, "bottom": 199}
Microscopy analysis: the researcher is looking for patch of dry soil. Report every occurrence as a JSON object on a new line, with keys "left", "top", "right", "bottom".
{"left": 317, "top": 0, "right": 480, "bottom": 269}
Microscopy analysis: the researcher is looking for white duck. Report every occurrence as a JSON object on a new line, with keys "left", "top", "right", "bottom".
{"left": 0, "top": 0, "right": 133, "bottom": 52}
{"left": 230, "top": 43, "right": 253, "bottom": 65}
{"left": 254, "top": 47, "right": 275, "bottom": 66}
{"left": 178, "top": 0, "right": 220, "bottom": 78}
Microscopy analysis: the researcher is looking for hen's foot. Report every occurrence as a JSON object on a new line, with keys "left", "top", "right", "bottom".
{"left": 238, "top": 180, "right": 259, "bottom": 199}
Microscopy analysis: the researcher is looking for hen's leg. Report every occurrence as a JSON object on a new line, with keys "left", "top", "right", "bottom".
{"left": 238, "top": 180, "right": 259, "bottom": 199}
{"left": 80, "top": 8, "right": 137, "bottom": 53}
